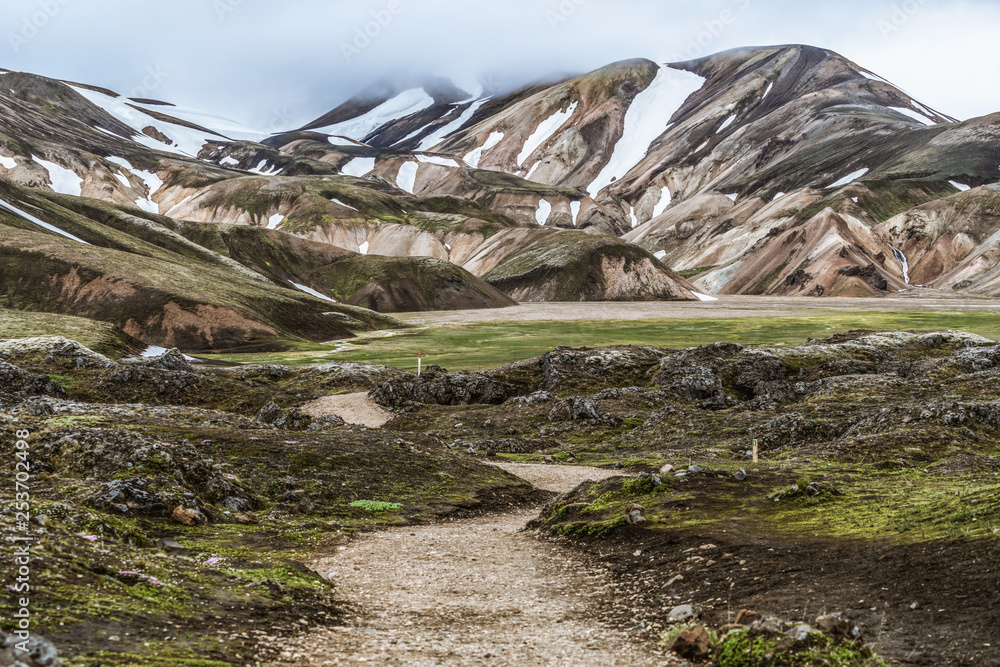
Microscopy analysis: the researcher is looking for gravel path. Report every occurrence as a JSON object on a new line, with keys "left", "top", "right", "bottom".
{"left": 267, "top": 464, "right": 672, "bottom": 666}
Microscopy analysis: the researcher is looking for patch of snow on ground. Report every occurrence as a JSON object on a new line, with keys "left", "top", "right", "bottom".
{"left": 517, "top": 102, "right": 579, "bottom": 167}
{"left": 69, "top": 86, "right": 226, "bottom": 157}
{"left": 0, "top": 156, "right": 16, "bottom": 169}
{"left": 267, "top": 214, "right": 284, "bottom": 230}
{"left": 692, "top": 291, "right": 719, "bottom": 302}
{"left": 129, "top": 103, "right": 269, "bottom": 143}
{"left": 588, "top": 66, "right": 705, "bottom": 195}
{"left": 396, "top": 161, "right": 419, "bottom": 194}
{"left": 0, "top": 196, "right": 89, "bottom": 244}
{"left": 250, "top": 160, "right": 280, "bottom": 175}
{"left": 341, "top": 157, "right": 376, "bottom": 177}
{"left": 629, "top": 206, "right": 639, "bottom": 228}
{"left": 949, "top": 181, "right": 971, "bottom": 192}
{"left": 717, "top": 115, "right": 736, "bottom": 132}
{"left": 725, "top": 193, "right": 738, "bottom": 202}
{"left": 113, "top": 173, "right": 130, "bottom": 188}
{"left": 314, "top": 89, "right": 435, "bottom": 140}
{"left": 570, "top": 201, "right": 581, "bottom": 226}
{"left": 828, "top": 168, "right": 869, "bottom": 188}
{"left": 888, "top": 106, "right": 933, "bottom": 125}
{"left": 654, "top": 250, "right": 667, "bottom": 260}
{"left": 773, "top": 192, "right": 786, "bottom": 201}
{"left": 536, "top": 199, "right": 552, "bottom": 225}
{"left": 220, "top": 156, "right": 239, "bottom": 166}
{"left": 416, "top": 155, "right": 459, "bottom": 168}
{"left": 851, "top": 197, "right": 859, "bottom": 203}
{"left": 291, "top": 282, "right": 339, "bottom": 303}
{"left": 696, "top": 140, "right": 709, "bottom": 152}
{"left": 141, "top": 345, "right": 197, "bottom": 361}
{"left": 762, "top": 82, "right": 774, "bottom": 99}
{"left": 331, "top": 198, "right": 359, "bottom": 211}
{"left": 328, "top": 135, "right": 365, "bottom": 146}
{"left": 33, "top": 156, "right": 82, "bottom": 196}
{"left": 416, "top": 98, "right": 490, "bottom": 151}
{"left": 525, "top": 162, "right": 542, "bottom": 181}
{"left": 652, "top": 186, "right": 672, "bottom": 218}
{"left": 464, "top": 131, "right": 504, "bottom": 169}
{"left": 358, "top": 241, "right": 370, "bottom": 255}
{"left": 107, "top": 156, "right": 163, "bottom": 213}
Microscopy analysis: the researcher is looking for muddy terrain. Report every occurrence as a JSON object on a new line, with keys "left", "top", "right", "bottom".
{"left": 1, "top": 329, "right": 998, "bottom": 666}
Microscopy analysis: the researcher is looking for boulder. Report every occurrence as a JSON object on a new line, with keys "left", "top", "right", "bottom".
{"left": 668, "top": 604, "right": 695, "bottom": 623}
{"left": 667, "top": 625, "right": 712, "bottom": 661}
{"left": 0, "top": 630, "right": 63, "bottom": 666}
{"left": 171, "top": 505, "right": 207, "bottom": 526}
{"left": 548, "top": 397, "right": 601, "bottom": 422}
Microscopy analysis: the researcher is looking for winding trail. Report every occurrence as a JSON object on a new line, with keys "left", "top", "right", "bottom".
{"left": 268, "top": 464, "right": 672, "bottom": 666}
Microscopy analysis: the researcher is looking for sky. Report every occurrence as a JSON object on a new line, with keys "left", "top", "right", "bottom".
{"left": 2, "top": 0, "right": 998, "bottom": 130}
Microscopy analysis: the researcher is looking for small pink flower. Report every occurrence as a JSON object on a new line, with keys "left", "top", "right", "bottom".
{"left": 284, "top": 441, "right": 299, "bottom": 445}
{"left": 205, "top": 558, "right": 220, "bottom": 565}
{"left": 81, "top": 535, "right": 99, "bottom": 541}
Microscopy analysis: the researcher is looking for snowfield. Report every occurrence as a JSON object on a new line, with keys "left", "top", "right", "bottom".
{"left": 587, "top": 66, "right": 705, "bottom": 195}
{"left": 517, "top": 102, "right": 579, "bottom": 167}
{"left": 314, "top": 89, "right": 435, "bottom": 140}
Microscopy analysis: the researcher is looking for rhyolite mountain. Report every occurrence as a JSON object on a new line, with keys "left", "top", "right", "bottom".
{"left": 1, "top": 44, "right": 998, "bottom": 350}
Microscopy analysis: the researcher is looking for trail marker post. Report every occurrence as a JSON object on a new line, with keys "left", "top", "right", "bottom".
{"left": 417, "top": 352, "right": 422, "bottom": 377}
{"left": 752, "top": 439, "right": 758, "bottom": 463}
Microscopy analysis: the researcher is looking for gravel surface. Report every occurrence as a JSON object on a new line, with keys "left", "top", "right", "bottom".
{"left": 299, "top": 392, "right": 393, "bottom": 428}
{"left": 266, "top": 464, "right": 671, "bottom": 666}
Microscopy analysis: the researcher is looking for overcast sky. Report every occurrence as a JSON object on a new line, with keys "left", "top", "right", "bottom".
{"left": 2, "top": 0, "right": 997, "bottom": 130}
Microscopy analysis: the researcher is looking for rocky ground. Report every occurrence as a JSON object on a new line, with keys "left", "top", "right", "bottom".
{"left": 1, "top": 329, "right": 998, "bottom": 665}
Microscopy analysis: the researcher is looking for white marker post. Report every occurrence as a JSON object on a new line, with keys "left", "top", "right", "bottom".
{"left": 752, "top": 439, "right": 758, "bottom": 463}
{"left": 417, "top": 352, "right": 422, "bottom": 377}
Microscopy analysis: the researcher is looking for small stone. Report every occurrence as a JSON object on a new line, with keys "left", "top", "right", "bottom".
{"left": 234, "top": 512, "right": 259, "bottom": 525}
{"left": 624, "top": 503, "right": 646, "bottom": 525}
{"left": 815, "top": 613, "right": 857, "bottom": 640}
{"left": 667, "top": 604, "right": 695, "bottom": 623}
{"left": 659, "top": 463, "right": 675, "bottom": 475}
{"left": 734, "top": 468, "right": 747, "bottom": 481}
{"left": 735, "top": 609, "right": 761, "bottom": 626}
{"left": 665, "top": 574, "right": 684, "bottom": 586}
{"left": 688, "top": 464, "right": 705, "bottom": 473}
{"left": 668, "top": 625, "right": 711, "bottom": 661}
{"left": 171, "top": 505, "right": 206, "bottom": 526}
{"left": 613, "top": 462, "right": 624, "bottom": 469}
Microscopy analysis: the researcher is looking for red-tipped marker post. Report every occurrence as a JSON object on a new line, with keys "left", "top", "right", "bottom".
{"left": 418, "top": 352, "right": 422, "bottom": 377}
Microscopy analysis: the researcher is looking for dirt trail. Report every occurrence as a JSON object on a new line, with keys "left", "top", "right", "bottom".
{"left": 268, "top": 464, "right": 672, "bottom": 666}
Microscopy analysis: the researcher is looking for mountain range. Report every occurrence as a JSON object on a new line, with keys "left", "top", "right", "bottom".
{"left": 2, "top": 44, "right": 998, "bottom": 352}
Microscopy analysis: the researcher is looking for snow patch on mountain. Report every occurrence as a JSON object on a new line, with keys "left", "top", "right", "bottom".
{"left": 70, "top": 86, "right": 225, "bottom": 157}
{"left": 416, "top": 98, "right": 490, "bottom": 151}
{"left": 517, "top": 102, "right": 579, "bottom": 167}
{"left": 341, "top": 157, "right": 375, "bottom": 177}
{"left": 570, "top": 200, "right": 581, "bottom": 226}
{"left": 0, "top": 156, "right": 16, "bottom": 169}
{"left": 314, "top": 88, "right": 435, "bottom": 140}
{"left": 250, "top": 160, "right": 281, "bottom": 175}
{"left": 949, "top": 181, "right": 971, "bottom": 192}
{"left": 0, "top": 196, "right": 89, "bottom": 244}
{"left": 652, "top": 186, "right": 672, "bottom": 218}
{"left": 107, "top": 156, "right": 163, "bottom": 213}
{"left": 267, "top": 214, "right": 284, "bottom": 230}
{"left": 717, "top": 115, "right": 736, "bottom": 133}
{"left": 417, "top": 155, "right": 459, "bottom": 168}
{"left": 220, "top": 156, "right": 239, "bottom": 166}
{"left": 359, "top": 241, "right": 370, "bottom": 255}
{"left": 33, "top": 156, "right": 82, "bottom": 196}
{"left": 129, "top": 102, "right": 269, "bottom": 143}
{"left": 692, "top": 291, "right": 719, "bottom": 302}
{"left": 396, "top": 161, "right": 419, "bottom": 194}
{"left": 536, "top": 199, "right": 552, "bottom": 225}
{"left": 464, "top": 131, "right": 504, "bottom": 169}
{"left": 889, "top": 106, "right": 934, "bottom": 125}
{"left": 587, "top": 66, "right": 705, "bottom": 195}
{"left": 331, "top": 198, "right": 359, "bottom": 211}
{"left": 291, "top": 282, "right": 338, "bottom": 303}
{"left": 828, "top": 168, "right": 869, "bottom": 188}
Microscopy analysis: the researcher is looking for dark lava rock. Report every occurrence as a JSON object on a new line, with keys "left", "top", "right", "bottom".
{"left": 668, "top": 625, "right": 711, "bottom": 661}
{"left": 90, "top": 478, "right": 167, "bottom": 515}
